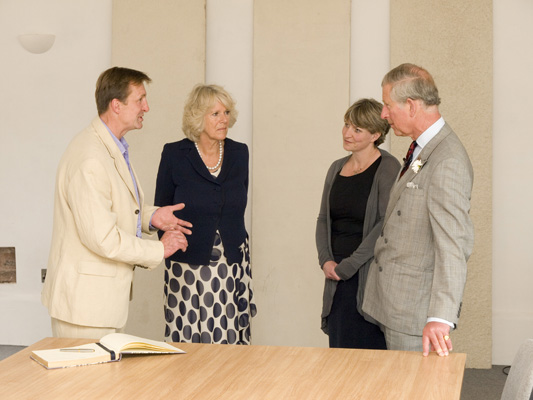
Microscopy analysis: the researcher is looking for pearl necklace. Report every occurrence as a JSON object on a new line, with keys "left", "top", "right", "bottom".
{"left": 195, "top": 140, "right": 223, "bottom": 171}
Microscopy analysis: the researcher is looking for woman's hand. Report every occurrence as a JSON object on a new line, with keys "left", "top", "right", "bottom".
{"left": 323, "top": 261, "right": 340, "bottom": 281}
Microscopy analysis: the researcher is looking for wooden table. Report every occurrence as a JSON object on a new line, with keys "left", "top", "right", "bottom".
{"left": 0, "top": 338, "right": 465, "bottom": 399}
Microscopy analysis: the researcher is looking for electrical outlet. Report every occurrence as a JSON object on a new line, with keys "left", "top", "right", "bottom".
{"left": 41, "top": 269, "right": 47, "bottom": 283}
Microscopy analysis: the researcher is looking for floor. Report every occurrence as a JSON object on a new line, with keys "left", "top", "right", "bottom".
{"left": 0, "top": 345, "right": 508, "bottom": 399}
{"left": 1, "top": 345, "right": 26, "bottom": 361}
{"left": 461, "top": 365, "right": 508, "bottom": 399}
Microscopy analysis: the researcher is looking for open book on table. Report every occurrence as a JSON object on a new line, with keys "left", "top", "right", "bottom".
{"left": 30, "top": 333, "right": 185, "bottom": 369}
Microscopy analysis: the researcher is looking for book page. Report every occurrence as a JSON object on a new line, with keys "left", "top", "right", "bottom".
{"left": 30, "top": 343, "right": 113, "bottom": 369}
{"left": 100, "top": 333, "right": 185, "bottom": 354}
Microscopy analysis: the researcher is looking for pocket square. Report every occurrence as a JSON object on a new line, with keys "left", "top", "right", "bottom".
{"left": 406, "top": 182, "right": 418, "bottom": 189}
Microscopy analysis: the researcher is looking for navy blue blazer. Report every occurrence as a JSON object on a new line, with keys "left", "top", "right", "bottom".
{"left": 155, "top": 138, "right": 249, "bottom": 265}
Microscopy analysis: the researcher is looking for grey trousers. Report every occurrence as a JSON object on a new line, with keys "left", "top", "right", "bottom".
{"left": 384, "top": 327, "right": 423, "bottom": 352}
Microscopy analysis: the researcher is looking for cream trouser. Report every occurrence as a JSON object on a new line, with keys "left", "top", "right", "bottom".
{"left": 51, "top": 318, "right": 124, "bottom": 340}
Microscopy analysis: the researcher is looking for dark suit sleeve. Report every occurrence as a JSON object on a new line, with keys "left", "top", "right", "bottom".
{"left": 154, "top": 144, "right": 176, "bottom": 239}
{"left": 154, "top": 144, "right": 175, "bottom": 208}
{"left": 243, "top": 145, "right": 249, "bottom": 193}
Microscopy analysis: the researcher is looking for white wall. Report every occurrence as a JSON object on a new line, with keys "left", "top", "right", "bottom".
{"left": 492, "top": 0, "right": 533, "bottom": 365}
{"left": 0, "top": 0, "right": 112, "bottom": 345}
{"left": 350, "top": 0, "right": 391, "bottom": 151}
{"left": 204, "top": 0, "right": 390, "bottom": 234}
{"left": 350, "top": 1, "right": 389, "bottom": 101}
{"left": 0, "top": 0, "right": 531, "bottom": 366}
{"left": 205, "top": 0, "right": 254, "bottom": 232}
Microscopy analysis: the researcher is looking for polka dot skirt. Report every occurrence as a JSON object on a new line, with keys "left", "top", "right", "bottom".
{"left": 164, "top": 232, "right": 257, "bottom": 344}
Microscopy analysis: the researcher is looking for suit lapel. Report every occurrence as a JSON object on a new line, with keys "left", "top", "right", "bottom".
{"left": 384, "top": 123, "right": 453, "bottom": 224}
{"left": 91, "top": 118, "right": 138, "bottom": 203}
{"left": 183, "top": 139, "right": 236, "bottom": 184}
{"left": 184, "top": 140, "right": 219, "bottom": 183}
{"left": 217, "top": 140, "right": 236, "bottom": 184}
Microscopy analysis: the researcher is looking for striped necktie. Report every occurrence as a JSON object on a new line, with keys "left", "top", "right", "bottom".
{"left": 399, "top": 141, "right": 417, "bottom": 179}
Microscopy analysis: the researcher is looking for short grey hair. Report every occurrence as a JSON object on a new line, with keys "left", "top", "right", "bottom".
{"left": 382, "top": 63, "right": 441, "bottom": 106}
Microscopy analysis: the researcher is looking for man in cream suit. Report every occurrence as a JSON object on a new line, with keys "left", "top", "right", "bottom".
{"left": 42, "top": 67, "right": 192, "bottom": 339}
{"left": 362, "top": 63, "right": 474, "bottom": 356}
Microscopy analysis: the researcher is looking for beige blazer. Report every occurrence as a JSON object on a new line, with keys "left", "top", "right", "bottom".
{"left": 41, "top": 117, "right": 163, "bottom": 328}
{"left": 362, "top": 123, "right": 474, "bottom": 335}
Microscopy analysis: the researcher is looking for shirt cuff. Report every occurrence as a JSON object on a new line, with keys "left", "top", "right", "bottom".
{"left": 149, "top": 211, "right": 157, "bottom": 231}
{"left": 427, "top": 317, "right": 455, "bottom": 329}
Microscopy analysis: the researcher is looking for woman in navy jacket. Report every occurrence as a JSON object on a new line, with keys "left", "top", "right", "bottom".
{"left": 155, "top": 84, "right": 256, "bottom": 344}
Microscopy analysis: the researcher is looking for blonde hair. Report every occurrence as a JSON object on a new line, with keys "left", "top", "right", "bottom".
{"left": 182, "top": 84, "right": 238, "bottom": 142}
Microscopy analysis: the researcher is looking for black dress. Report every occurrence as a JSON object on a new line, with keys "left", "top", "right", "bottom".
{"left": 326, "top": 158, "right": 386, "bottom": 349}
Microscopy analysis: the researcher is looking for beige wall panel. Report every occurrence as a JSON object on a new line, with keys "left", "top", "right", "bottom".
{"left": 252, "top": 0, "right": 351, "bottom": 347}
{"left": 112, "top": 0, "right": 206, "bottom": 340}
{"left": 389, "top": 0, "right": 492, "bottom": 368}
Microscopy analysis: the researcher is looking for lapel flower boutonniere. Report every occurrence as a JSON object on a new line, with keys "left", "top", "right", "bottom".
{"left": 411, "top": 159, "right": 425, "bottom": 174}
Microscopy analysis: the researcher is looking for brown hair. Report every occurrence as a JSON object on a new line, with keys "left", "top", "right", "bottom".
{"left": 95, "top": 67, "right": 152, "bottom": 115}
{"left": 344, "top": 98, "right": 390, "bottom": 147}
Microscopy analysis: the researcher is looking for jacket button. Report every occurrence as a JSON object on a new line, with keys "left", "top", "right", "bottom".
{"left": 384, "top": 238, "right": 388, "bottom": 244}
{"left": 397, "top": 210, "right": 401, "bottom": 216}
{"left": 135, "top": 209, "right": 140, "bottom": 215}
{"left": 379, "top": 266, "right": 383, "bottom": 272}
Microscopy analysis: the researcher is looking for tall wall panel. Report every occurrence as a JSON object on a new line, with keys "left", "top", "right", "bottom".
{"left": 389, "top": 0, "right": 493, "bottom": 368}
{"left": 112, "top": 0, "right": 206, "bottom": 340}
{"left": 252, "top": 0, "right": 351, "bottom": 347}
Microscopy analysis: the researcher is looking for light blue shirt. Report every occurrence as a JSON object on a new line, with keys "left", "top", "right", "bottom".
{"left": 101, "top": 120, "right": 142, "bottom": 238}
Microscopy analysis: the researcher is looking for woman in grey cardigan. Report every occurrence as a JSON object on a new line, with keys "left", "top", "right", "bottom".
{"left": 315, "top": 98, "right": 400, "bottom": 349}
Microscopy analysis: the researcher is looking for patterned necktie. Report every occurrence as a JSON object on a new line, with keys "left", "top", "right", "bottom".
{"left": 399, "top": 141, "right": 417, "bottom": 178}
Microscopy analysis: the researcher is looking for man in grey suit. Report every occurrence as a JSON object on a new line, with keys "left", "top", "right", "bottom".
{"left": 362, "top": 63, "right": 474, "bottom": 356}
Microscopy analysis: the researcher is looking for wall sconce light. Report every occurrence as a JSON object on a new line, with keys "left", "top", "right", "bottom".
{"left": 18, "top": 34, "right": 56, "bottom": 54}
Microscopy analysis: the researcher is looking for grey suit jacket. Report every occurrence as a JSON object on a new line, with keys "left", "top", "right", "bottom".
{"left": 362, "top": 123, "right": 474, "bottom": 335}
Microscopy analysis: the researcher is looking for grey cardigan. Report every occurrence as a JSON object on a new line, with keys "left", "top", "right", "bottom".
{"left": 315, "top": 149, "right": 400, "bottom": 334}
